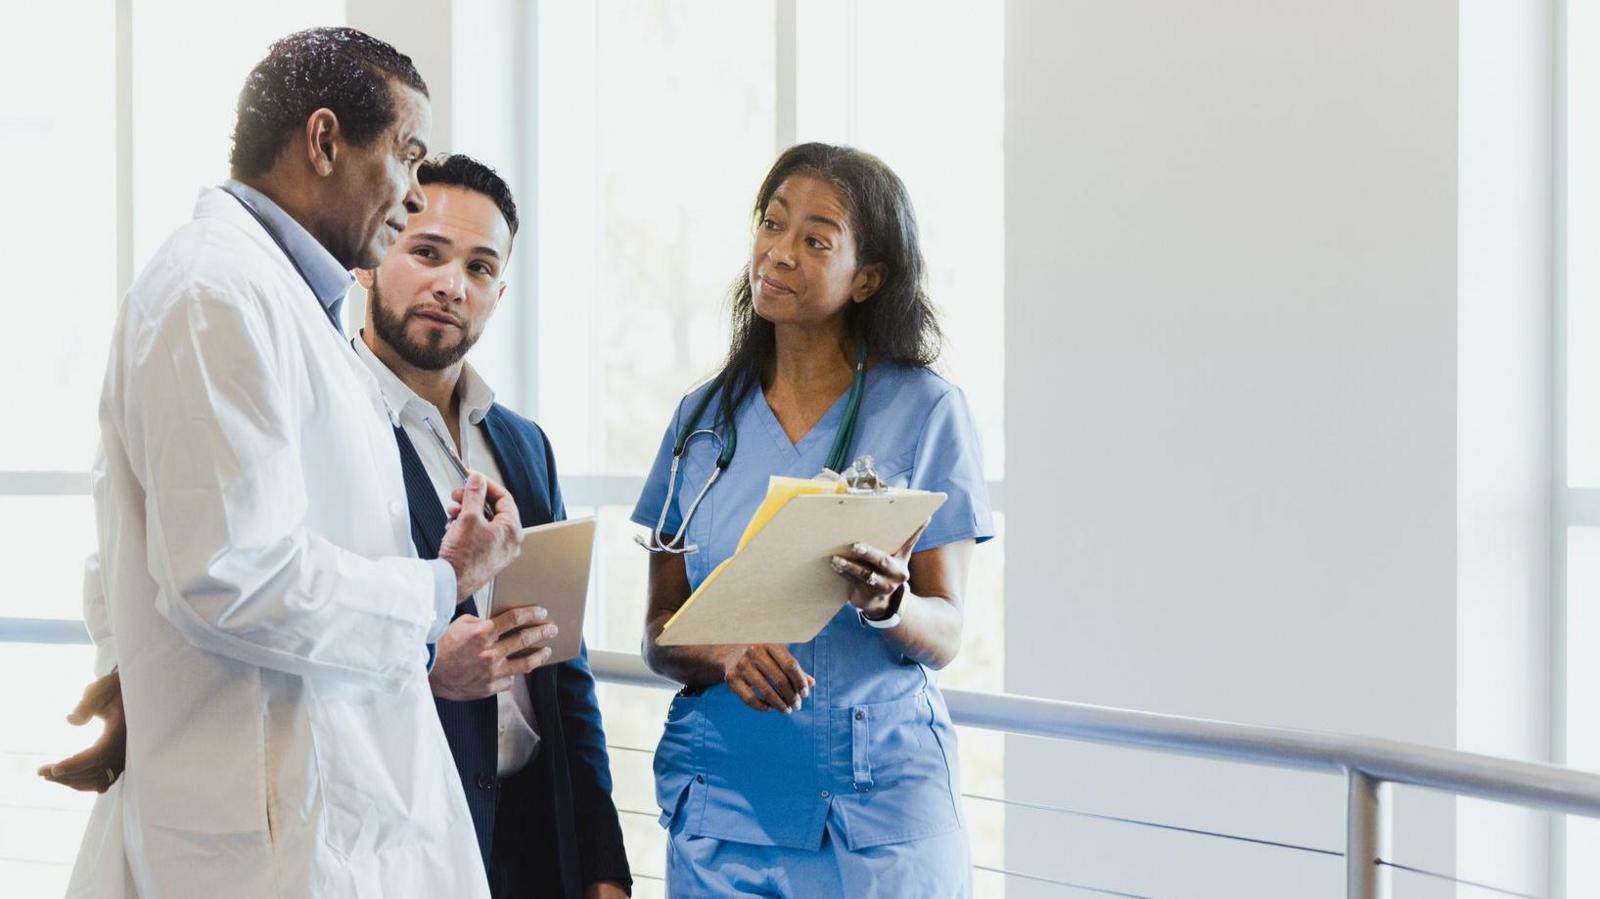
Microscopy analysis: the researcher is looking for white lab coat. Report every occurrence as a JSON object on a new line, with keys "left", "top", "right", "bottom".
{"left": 74, "top": 187, "right": 487, "bottom": 898}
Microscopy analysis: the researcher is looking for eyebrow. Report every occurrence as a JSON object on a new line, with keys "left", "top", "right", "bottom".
{"left": 410, "top": 231, "right": 502, "bottom": 260}
{"left": 770, "top": 196, "right": 844, "bottom": 232}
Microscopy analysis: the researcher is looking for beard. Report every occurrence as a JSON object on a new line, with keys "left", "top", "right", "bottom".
{"left": 369, "top": 280, "right": 480, "bottom": 371}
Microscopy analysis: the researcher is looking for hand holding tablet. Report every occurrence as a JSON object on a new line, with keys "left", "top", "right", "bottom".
{"left": 489, "top": 517, "right": 596, "bottom": 665}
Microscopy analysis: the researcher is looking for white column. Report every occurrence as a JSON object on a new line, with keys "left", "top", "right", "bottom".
{"left": 344, "top": 0, "right": 453, "bottom": 151}
{"left": 1004, "top": 1, "right": 1460, "bottom": 894}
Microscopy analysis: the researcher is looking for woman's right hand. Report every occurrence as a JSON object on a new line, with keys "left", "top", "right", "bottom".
{"left": 645, "top": 551, "right": 815, "bottom": 706}
{"left": 719, "top": 644, "right": 814, "bottom": 713}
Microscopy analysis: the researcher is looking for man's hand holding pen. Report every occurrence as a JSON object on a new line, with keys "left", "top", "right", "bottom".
{"left": 440, "top": 472, "right": 523, "bottom": 603}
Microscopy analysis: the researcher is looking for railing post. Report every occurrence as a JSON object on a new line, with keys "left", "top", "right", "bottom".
{"left": 1346, "top": 769, "right": 1392, "bottom": 899}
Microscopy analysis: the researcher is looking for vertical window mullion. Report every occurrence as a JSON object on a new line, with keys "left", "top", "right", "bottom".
{"left": 775, "top": 0, "right": 797, "bottom": 152}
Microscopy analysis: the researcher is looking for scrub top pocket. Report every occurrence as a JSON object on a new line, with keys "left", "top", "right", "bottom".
{"left": 654, "top": 693, "right": 705, "bottom": 827}
{"left": 829, "top": 690, "right": 964, "bottom": 851}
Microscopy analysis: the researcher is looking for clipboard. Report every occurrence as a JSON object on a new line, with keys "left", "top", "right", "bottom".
{"left": 657, "top": 490, "right": 946, "bottom": 646}
{"left": 487, "top": 516, "right": 595, "bottom": 665}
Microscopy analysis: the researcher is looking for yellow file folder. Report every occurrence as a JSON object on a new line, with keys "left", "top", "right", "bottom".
{"left": 657, "top": 477, "right": 946, "bottom": 646}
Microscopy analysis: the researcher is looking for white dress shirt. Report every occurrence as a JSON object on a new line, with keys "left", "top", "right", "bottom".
{"left": 354, "top": 334, "right": 541, "bottom": 777}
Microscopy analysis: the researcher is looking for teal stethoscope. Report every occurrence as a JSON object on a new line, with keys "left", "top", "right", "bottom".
{"left": 637, "top": 341, "right": 869, "bottom": 555}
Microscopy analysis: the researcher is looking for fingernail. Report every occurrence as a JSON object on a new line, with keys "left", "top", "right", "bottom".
{"left": 853, "top": 543, "right": 867, "bottom": 554}
{"left": 532, "top": 607, "right": 548, "bottom": 620}
{"left": 830, "top": 557, "right": 846, "bottom": 571}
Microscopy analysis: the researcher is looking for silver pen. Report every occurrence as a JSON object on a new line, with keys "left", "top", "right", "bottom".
{"left": 422, "top": 416, "right": 496, "bottom": 517}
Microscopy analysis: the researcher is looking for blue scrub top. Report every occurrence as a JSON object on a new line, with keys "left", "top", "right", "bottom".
{"left": 632, "top": 362, "right": 994, "bottom": 852}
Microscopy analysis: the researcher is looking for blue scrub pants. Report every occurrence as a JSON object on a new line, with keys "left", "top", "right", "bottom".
{"left": 665, "top": 817, "right": 972, "bottom": 898}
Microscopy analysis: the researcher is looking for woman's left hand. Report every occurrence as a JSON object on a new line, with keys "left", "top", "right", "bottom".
{"left": 831, "top": 522, "right": 927, "bottom": 619}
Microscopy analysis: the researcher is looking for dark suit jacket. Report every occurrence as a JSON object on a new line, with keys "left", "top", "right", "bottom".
{"left": 395, "top": 404, "right": 631, "bottom": 898}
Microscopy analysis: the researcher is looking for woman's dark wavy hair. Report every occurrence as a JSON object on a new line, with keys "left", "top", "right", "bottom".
{"left": 707, "top": 142, "right": 942, "bottom": 428}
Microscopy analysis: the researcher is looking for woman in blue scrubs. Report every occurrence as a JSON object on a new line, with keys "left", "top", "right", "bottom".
{"left": 633, "top": 142, "right": 993, "bottom": 898}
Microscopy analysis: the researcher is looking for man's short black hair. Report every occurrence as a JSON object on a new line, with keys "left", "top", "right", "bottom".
{"left": 229, "top": 27, "right": 429, "bottom": 178}
{"left": 418, "top": 154, "right": 520, "bottom": 238}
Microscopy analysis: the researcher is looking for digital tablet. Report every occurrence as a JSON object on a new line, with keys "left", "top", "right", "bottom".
{"left": 488, "top": 516, "right": 595, "bottom": 665}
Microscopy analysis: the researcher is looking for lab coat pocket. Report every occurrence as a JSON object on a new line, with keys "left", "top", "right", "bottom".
{"left": 130, "top": 656, "right": 272, "bottom": 839}
{"left": 307, "top": 686, "right": 453, "bottom": 859}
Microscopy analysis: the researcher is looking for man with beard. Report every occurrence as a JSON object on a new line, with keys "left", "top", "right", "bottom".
{"left": 352, "top": 153, "right": 631, "bottom": 899}
{"left": 45, "top": 28, "right": 522, "bottom": 898}
{"left": 48, "top": 152, "right": 636, "bottom": 897}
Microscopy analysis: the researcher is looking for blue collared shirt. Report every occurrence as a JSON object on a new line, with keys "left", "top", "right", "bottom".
{"left": 221, "top": 179, "right": 457, "bottom": 652}
{"left": 222, "top": 179, "right": 355, "bottom": 333}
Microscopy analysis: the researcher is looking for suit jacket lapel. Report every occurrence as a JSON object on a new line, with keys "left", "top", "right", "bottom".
{"left": 483, "top": 407, "right": 540, "bottom": 526}
{"left": 396, "top": 428, "right": 481, "bottom": 619}
{"left": 482, "top": 409, "right": 560, "bottom": 703}
{"left": 394, "top": 425, "right": 449, "bottom": 559}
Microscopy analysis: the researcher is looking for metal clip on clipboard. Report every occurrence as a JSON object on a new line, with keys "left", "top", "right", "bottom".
{"left": 839, "top": 454, "right": 889, "bottom": 495}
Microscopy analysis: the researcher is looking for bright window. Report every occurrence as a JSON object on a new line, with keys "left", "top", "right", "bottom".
{"left": 0, "top": 4, "right": 342, "bottom": 891}
{"left": 530, "top": 3, "right": 1006, "bottom": 892}
{"left": 0, "top": 4, "right": 117, "bottom": 473}
{"left": 1, "top": 3, "right": 1009, "bottom": 893}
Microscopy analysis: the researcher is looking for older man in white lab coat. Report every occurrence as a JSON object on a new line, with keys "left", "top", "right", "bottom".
{"left": 50, "top": 28, "right": 518, "bottom": 898}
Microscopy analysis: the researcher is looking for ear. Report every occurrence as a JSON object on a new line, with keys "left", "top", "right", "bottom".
{"left": 353, "top": 267, "right": 376, "bottom": 290}
{"left": 304, "top": 108, "right": 341, "bottom": 177}
{"left": 851, "top": 263, "right": 887, "bottom": 304}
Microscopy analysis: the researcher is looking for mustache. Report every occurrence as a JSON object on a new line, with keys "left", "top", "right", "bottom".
{"left": 405, "top": 305, "right": 466, "bottom": 329}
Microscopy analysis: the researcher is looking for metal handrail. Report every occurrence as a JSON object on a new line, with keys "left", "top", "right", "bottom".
{"left": 8, "top": 622, "right": 1591, "bottom": 897}
{"left": 587, "top": 648, "right": 1600, "bottom": 898}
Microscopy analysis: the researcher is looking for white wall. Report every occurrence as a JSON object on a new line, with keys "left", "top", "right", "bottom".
{"left": 346, "top": 0, "right": 453, "bottom": 149}
{"left": 1004, "top": 1, "right": 1467, "bottom": 896}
